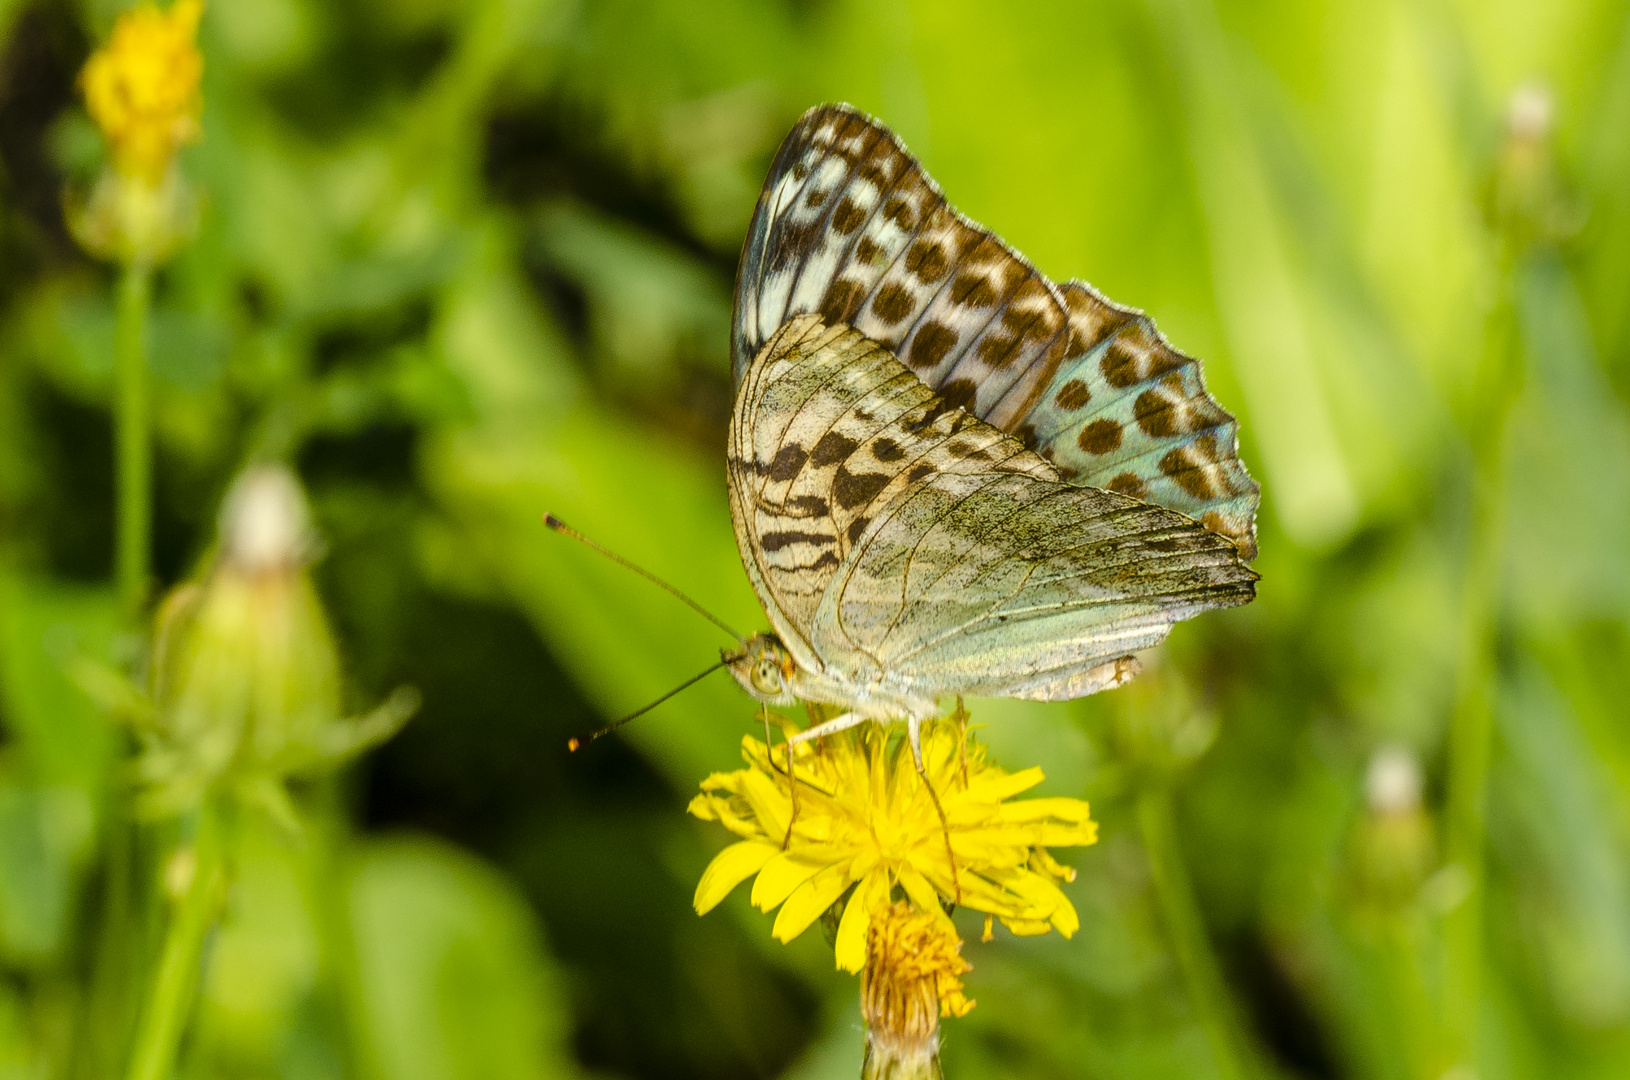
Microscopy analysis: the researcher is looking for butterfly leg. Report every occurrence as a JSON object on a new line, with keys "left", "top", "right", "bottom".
{"left": 906, "top": 714, "right": 962, "bottom": 905}
{"left": 954, "top": 696, "right": 969, "bottom": 790}
{"left": 761, "top": 703, "right": 802, "bottom": 844}
{"left": 781, "top": 711, "right": 864, "bottom": 850}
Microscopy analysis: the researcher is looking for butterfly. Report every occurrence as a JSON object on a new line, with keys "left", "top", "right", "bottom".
{"left": 718, "top": 102, "right": 1259, "bottom": 776}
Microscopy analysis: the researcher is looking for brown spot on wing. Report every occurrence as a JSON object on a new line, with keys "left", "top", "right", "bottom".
{"left": 847, "top": 516, "right": 872, "bottom": 544}
{"left": 759, "top": 530, "right": 836, "bottom": 552}
{"left": 833, "top": 466, "right": 891, "bottom": 509}
{"left": 1101, "top": 327, "right": 1186, "bottom": 389}
{"left": 872, "top": 283, "right": 913, "bottom": 325}
{"left": 1078, "top": 418, "right": 1123, "bottom": 455}
{"left": 1160, "top": 439, "right": 1220, "bottom": 500}
{"left": 821, "top": 278, "right": 865, "bottom": 324}
{"left": 872, "top": 437, "right": 905, "bottom": 462}
{"left": 767, "top": 444, "right": 808, "bottom": 482}
{"left": 1134, "top": 387, "right": 1179, "bottom": 437}
{"left": 1100, "top": 340, "right": 1142, "bottom": 389}
{"left": 1106, "top": 472, "right": 1147, "bottom": 499}
{"left": 906, "top": 463, "right": 935, "bottom": 483}
{"left": 1054, "top": 379, "right": 1091, "bottom": 410}
{"left": 832, "top": 196, "right": 866, "bottom": 235}
{"left": 938, "top": 378, "right": 977, "bottom": 413}
{"left": 811, "top": 430, "right": 860, "bottom": 467}
{"left": 908, "top": 322, "right": 959, "bottom": 370}
{"left": 950, "top": 272, "right": 998, "bottom": 307}
{"left": 784, "top": 495, "right": 829, "bottom": 517}
{"left": 904, "top": 240, "right": 949, "bottom": 284}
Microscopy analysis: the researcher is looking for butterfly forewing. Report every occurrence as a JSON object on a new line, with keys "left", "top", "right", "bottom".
{"left": 734, "top": 103, "right": 1260, "bottom": 559}
{"left": 729, "top": 316, "right": 1257, "bottom": 702}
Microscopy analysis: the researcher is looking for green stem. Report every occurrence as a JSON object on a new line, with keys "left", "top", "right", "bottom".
{"left": 1138, "top": 785, "right": 1252, "bottom": 1080}
{"left": 115, "top": 262, "right": 153, "bottom": 620}
{"left": 124, "top": 805, "right": 224, "bottom": 1080}
{"left": 74, "top": 804, "right": 139, "bottom": 1080}
{"left": 302, "top": 781, "right": 381, "bottom": 1080}
{"left": 1441, "top": 263, "right": 1521, "bottom": 1067}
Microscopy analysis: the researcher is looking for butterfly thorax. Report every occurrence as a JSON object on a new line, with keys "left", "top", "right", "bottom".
{"left": 786, "top": 664, "right": 941, "bottom": 724}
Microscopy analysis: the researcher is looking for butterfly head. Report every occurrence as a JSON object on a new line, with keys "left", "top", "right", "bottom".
{"left": 724, "top": 633, "right": 798, "bottom": 705}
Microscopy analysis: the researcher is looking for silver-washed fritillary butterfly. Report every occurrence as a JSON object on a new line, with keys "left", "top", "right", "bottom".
{"left": 720, "top": 103, "right": 1260, "bottom": 769}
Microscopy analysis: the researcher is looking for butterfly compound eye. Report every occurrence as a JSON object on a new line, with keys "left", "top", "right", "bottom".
{"left": 751, "top": 660, "right": 782, "bottom": 695}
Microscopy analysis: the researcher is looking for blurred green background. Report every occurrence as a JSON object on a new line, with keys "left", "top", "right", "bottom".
{"left": 2, "top": 0, "right": 1630, "bottom": 1078}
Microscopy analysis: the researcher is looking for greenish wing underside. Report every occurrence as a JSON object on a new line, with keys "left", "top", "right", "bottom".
{"left": 728, "top": 315, "right": 1258, "bottom": 698}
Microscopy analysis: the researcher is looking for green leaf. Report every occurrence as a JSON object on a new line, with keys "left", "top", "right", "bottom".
{"left": 348, "top": 835, "right": 573, "bottom": 1080}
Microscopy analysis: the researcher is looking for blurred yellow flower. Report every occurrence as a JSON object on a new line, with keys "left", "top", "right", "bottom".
{"left": 864, "top": 900, "right": 974, "bottom": 1021}
{"left": 858, "top": 902, "right": 972, "bottom": 1080}
{"left": 81, "top": 0, "right": 204, "bottom": 185}
{"left": 689, "top": 716, "right": 1096, "bottom": 972}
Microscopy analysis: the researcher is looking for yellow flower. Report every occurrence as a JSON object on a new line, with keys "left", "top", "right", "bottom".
{"left": 81, "top": 0, "right": 204, "bottom": 185}
{"left": 859, "top": 903, "right": 971, "bottom": 1080}
{"left": 864, "top": 901, "right": 974, "bottom": 1022}
{"left": 689, "top": 715, "right": 1096, "bottom": 972}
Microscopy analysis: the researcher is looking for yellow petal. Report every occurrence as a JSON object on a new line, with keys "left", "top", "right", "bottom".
{"left": 835, "top": 868, "right": 890, "bottom": 973}
{"left": 1030, "top": 846, "right": 1077, "bottom": 882}
{"left": 686, "top": 793, "right": 719, "bottom": 821}
{"left": 693, "top": 841, "right": 777, "bottom": 914}
{"left": 897, "top": 866, "right": 954, "bottom": 930}
{"left": 739, "top": 768, "right": 791, "bottom": 840}
{"left": 750, "top": 850, "right": 827, "bottom": 912}
{"left": 1001, "top": 917, "right": 1054, "bottom": 936}
{"left": 772, "top": 863, "right": 855, "bottom": 942}
{"left": 996, "top": 797, "right": 1092, "bottom": 823}
{"left": 958, "top": 765, "right": 1045, "bottom": 804}
{"left": 1049, "top": 894, "right": 1081, "bottom": 937}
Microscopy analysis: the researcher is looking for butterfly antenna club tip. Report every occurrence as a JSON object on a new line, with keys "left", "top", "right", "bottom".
{"left": 564, "top": 659, "right": 729, "bottom": 754}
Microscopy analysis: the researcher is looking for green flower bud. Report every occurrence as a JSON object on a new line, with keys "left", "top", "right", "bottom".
{"left": 1349, "top": 745, "right": 1435, "bottom": 914}
{"left": 130, "top": 465, "right": 416, "bottom": 819}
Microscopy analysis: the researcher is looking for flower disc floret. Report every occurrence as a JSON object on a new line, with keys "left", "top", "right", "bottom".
{"left": 689, "top": 716, "right": 1096, "bottom": 971}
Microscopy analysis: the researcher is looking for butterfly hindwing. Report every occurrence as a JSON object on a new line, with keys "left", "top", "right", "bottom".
{"left": 729, "top": 316, "right": 1258, "bottom": 697}
{"left": 1014, "top": 283, "right": 1260, "bottom": 557}
{"left": 822, "top": 466, "right": 1255, "bottom": 698}
{"left": 734, "top": 103, "right": 1261, "bottom": 559}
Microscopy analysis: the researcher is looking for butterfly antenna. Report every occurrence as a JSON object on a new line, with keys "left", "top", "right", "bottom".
{"left": 544, "top": 513, "right": 742, "bottom": 642}
{"left": 567, "top": 659, "right": 729, "bottom": 752}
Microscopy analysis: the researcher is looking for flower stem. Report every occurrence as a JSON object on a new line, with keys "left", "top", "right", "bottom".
{"left": 302, "top": 781, "right": 384, "bottom": 1080}
{"left": 1441, "top": 258, "right": 1522, "bottom": 1067}
{"left": 1138, "top": 784, "right": 1252, "bottom": 1080}
{"left": 115, "top": 262, "right": 153, "bottom": 620}
{"left": 124, "top": 804, "right": 224, "bottom": 1080}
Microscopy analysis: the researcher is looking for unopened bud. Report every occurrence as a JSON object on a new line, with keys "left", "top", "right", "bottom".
{"left": 1489, "top": 80, "right": 1575, "bottom": 247}
{"left": 135, "top": 463, "right": 414, "bottom": 817}
{"left": 1365, "top": 744, "right": 1422, "bottom": 817}
{"left": 220, "top": 465, "right": 314, "bottom": 572}
{"left": 1350, "top": 745, "right": 1435, "bottom": 912}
